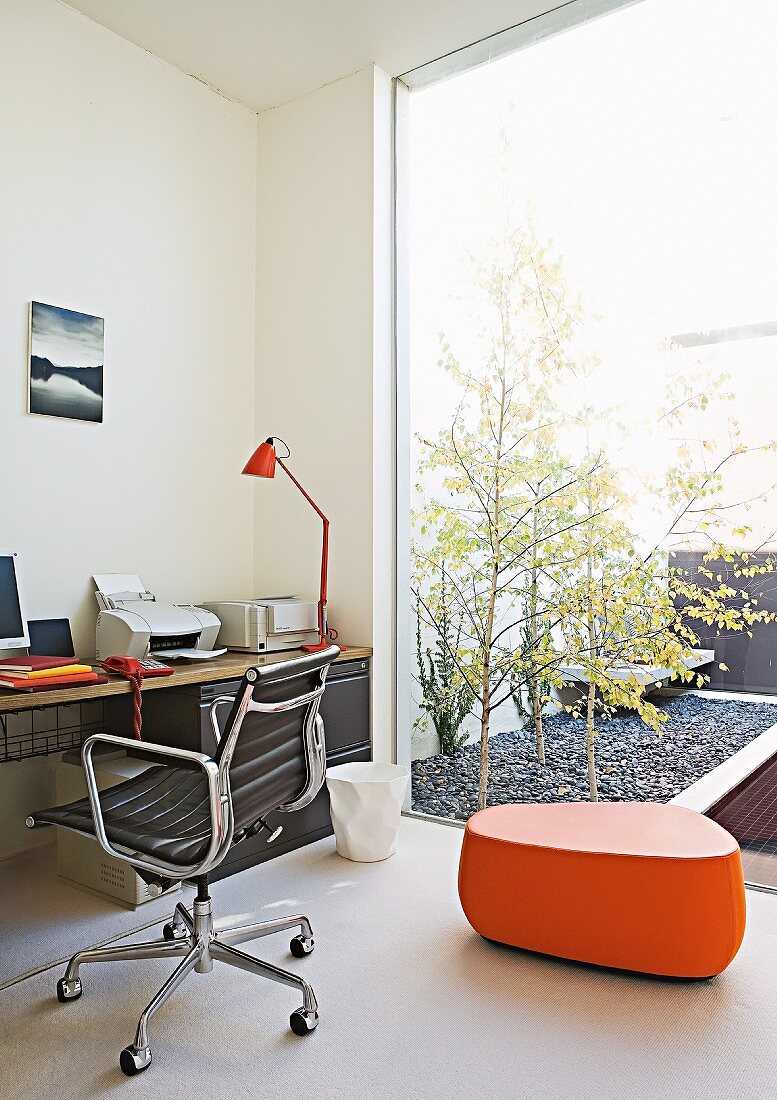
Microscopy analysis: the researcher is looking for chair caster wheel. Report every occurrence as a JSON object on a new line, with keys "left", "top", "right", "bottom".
{"left": 56, "top": 977, "right": 82, "bottom": 1003}
{"left": 290, "top": 934, "right": 314, "bottom": 958}
{"left": 120, "top": 1045, "right": 152, "bottom": 1076}
{"left": 290, "top": 1008, "right": 319, "bottom": 1036}
{"left": 163, "top": 922, "right": 185, "bottom": 941}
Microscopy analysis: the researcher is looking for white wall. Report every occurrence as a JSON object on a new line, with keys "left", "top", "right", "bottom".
{"left": 0, "top": 0, "right": 257, "bottom": 857}
{"left": 0, "top": 8, "right": 397, "bottom": 867}
{"left": 0, "top": 0, "right": 258, "bottom": 659}
{"left": 253, "top": 66, "right": 395, "bottom": 760}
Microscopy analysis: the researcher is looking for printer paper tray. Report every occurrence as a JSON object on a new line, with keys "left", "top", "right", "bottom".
{"left": 150, "top": 648, "right": 227, "bottom": 661}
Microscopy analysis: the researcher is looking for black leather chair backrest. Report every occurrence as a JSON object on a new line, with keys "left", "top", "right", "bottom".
{"left": 215, "top": 647, "right": 338, "bottom": 837}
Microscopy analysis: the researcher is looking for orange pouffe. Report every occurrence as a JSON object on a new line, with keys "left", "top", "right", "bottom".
{"left": 458, "top": 802, "right": 746, "bottom": 978}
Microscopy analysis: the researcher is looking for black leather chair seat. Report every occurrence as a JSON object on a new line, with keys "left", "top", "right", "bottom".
{"left": 34, "top": 764, "right": 213, "bottom": 867}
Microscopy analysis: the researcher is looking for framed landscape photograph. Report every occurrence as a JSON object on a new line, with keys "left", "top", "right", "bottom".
{"left": 28, "top": 301, "right": 104, "bottom": 423}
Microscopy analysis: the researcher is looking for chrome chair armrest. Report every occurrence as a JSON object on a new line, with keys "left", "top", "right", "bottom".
{"left": 278, "top": 712, "right": 327, "bottom": 813}
{"left": 209, "top": 695, "right": 236, "bottom": 747}
{"left": 80, "top": 733, "right": 229, "bottom": 880}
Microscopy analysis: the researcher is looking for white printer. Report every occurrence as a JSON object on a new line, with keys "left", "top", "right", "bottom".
{"left": 94, "top": 574, "right": 222, "bottom": 660}
{"left": 204, "top": 598, "right": 319, "bottom": 653}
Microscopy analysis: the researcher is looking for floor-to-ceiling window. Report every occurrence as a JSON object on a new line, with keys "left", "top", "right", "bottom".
{"left": 397, "top": 0, "right": 777, "bottom": 836}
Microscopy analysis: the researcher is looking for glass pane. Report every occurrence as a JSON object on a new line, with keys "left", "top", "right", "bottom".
{"left": 401, "top": 0, "right": 777, "bottom": 825}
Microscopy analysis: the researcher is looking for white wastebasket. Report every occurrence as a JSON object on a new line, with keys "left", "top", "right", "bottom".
{"left": 326, "top": 762, "right": 410, "bottom": 862}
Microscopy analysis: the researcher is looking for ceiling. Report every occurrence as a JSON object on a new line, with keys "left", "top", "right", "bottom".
{"left": 69, "top": 0, "right": 553, "bottom": 111}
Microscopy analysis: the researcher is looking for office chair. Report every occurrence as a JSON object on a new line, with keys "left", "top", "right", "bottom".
{"left": 26, "top": 646, "right": 341, "bottom": 1075}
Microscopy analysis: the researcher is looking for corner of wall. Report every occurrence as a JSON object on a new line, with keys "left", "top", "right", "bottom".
{"left": 371, "top": 65, "right": 395, "bottom": 763}
{"left": 252, "top": 64, "right": 396, "bottom": 760}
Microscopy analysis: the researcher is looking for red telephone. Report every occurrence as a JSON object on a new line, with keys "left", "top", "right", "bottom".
{"left": 101, "top": 656, "right": 173, "bottom": 738}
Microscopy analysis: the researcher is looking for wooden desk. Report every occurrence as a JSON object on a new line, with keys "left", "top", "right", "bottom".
{"left": 0, "top": 647, "right": 373, "bottom": 879}
{"left": 0, "top": 647, "right": 373, "bottom": 714}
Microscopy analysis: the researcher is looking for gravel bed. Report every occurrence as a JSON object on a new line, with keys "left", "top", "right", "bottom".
{"left": 411, "top": 694, "right": 777, "bottom": 821}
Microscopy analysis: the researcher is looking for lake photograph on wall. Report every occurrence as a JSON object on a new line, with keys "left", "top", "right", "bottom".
{"left": 28, "top": 301, "right": 104, "bottom": 423}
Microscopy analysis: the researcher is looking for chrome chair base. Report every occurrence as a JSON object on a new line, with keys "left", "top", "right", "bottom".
{"left": 57, "top": 898, "right": 319, "bottom": 1076}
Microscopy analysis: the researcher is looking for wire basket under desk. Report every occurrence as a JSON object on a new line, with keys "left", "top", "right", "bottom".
{"left": 0, "top": 699, "right": 105, "bottom": 763}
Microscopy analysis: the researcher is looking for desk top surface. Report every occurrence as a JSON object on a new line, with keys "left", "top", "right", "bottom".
{"left": 0, "top": 647, "right": 372, "bottom": 713}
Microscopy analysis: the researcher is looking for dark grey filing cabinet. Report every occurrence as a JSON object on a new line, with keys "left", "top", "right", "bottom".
{"left": 103, "top": 657, "right": 371, "bottom": 881}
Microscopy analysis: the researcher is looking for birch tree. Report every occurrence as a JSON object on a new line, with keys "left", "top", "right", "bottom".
{"left": 413, "top": 227, "right": 584, "bottom": 810}
{"left": 557, "top": 370, "right": 777, "bottom": 800}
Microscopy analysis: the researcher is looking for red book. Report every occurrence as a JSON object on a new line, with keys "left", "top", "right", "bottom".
{"left": 0, "top": 671, "right": 104, "bottom": 692}
{"left": 0, "top": 655, "right": 80, "bottom": 673}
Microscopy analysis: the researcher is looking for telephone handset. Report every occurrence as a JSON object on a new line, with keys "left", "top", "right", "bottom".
{"left": 101, "top": 656, "right": 173, "bottom": 678}
{"left": 101, "top": 656, "right": 173, "bottom": 738}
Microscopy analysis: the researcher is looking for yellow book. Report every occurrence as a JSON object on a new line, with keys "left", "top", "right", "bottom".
{"left": 21, "top": 664, "right": 93, "bottom": 679}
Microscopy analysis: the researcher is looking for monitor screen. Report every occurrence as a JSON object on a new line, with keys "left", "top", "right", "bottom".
{"left": 0, "top": 554, "right": 28, "bottom": 646}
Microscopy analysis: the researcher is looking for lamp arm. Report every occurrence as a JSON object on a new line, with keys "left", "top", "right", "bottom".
{"left": 276, "top": 458, "right": 328, "bottom": 524}
{"left": 277, "top": 457, "right": 330, "bottom": 641}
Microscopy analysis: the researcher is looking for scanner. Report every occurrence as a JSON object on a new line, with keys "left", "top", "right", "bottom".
{"left": 93, "top": 574, "right": 222, "bottom": 661}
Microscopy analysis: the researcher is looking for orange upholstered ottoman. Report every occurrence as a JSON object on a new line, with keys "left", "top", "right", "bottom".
{"left": 458, "top": 802, "right": 745, "bottom": 978}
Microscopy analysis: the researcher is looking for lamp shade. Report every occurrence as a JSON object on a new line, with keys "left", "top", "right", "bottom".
{"left": 242, "top": 438, "right": 276, "bottom": 478}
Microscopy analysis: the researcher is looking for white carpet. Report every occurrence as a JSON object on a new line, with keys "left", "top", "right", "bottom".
{"left": 2, "top": 816, "right": 776, "bottom": 1100}
{"left": 0, "top": 844, "right": 193, "bottom": 987}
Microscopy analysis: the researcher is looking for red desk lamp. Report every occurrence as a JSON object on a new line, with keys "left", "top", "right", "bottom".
{"left": 242, "top": 437, "right": 344, "bottom": 653}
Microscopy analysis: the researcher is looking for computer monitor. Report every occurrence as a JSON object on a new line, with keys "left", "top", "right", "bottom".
{"left": 0, "top": 552, "right": 29, "bottom": 650}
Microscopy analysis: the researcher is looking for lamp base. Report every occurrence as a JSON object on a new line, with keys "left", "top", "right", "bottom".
{"left": 301, "top": 639, "right": 346, "bottom": 653}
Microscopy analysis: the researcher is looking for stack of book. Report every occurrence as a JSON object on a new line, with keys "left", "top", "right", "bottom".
{"left": 0, "top": 655, "right": 106, "bottom": 692}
